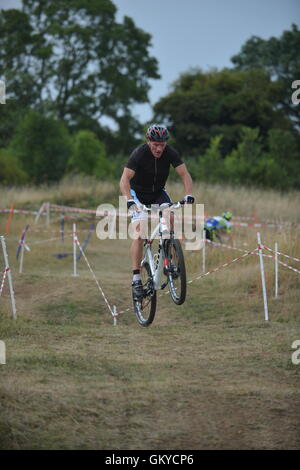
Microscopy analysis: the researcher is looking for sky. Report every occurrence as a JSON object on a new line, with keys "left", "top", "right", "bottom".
{"left": 1, "top": 0, "right": 299, "bottom": 122}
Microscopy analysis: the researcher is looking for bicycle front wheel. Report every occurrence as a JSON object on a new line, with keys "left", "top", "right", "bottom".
{"left": 133, "top": 261, "right": 157, "bottom": 327}
{"left": 164, "top": 239, "right": 187, "bottom": 305}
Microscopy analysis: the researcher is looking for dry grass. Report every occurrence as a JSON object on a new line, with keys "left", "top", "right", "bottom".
{"left": 167, "top": 181, "right": 300, "bottom": 223}
{"left": 0, "top": 175, "right": 118, "bottom": 208}
{"left": 0, "top": 179, "right": 300, "bottom": 450}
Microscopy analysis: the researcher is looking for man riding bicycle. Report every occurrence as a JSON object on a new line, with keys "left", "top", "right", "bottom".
{"left": 119, "top": 123, "right": 194, "bottom": 301}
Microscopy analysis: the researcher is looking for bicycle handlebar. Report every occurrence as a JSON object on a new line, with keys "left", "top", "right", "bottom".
{"left": 140, "top": 200, "right": 186, "bottom": 213}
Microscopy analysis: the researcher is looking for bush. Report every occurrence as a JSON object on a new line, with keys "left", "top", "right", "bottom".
{"left": 196, "top": 135, "right": 225, "bottom": 183}
{"left": 10, "top": 110, "right": 73, "bottom": 184}
{"left": 0, "top": 149, "right": 28, "bottom": 185}
{"left": 265, "top": 129, "right": 300, "bottom": 189}
{"left": 223, "top": 127, "right": 262, "bottom": 185}
{"left": 67, "top": 130, "right": 111, "bottom": 178}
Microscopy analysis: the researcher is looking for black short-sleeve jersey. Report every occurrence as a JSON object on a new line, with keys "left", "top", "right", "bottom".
{"left": 125, "top": 144, "right": 183, "bottom": 193}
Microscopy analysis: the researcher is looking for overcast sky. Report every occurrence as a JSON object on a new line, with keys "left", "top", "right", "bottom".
{"left": 1, "top": 0, "right": 299, "bottom": 122}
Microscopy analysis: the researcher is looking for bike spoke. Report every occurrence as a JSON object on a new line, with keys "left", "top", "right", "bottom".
{"left": 133, "top": 261, "right": 156, "bottom": 326}
{"left": 165, "top": 239, "right": 186, "bottom": 305}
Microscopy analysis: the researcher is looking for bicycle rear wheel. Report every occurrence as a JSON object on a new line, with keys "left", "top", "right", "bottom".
{"left": 164, "top": 239, "right": 186, "bottom": 305}
{"left": 133, "top": 261, "right": 157, "bottom": 327}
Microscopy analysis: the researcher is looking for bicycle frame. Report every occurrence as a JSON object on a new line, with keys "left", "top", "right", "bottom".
{"left": 132, "top": 201, "right": 187, "bottom": 326}
{"left": 141, "top": 202, "right": 181, "bottom": 291}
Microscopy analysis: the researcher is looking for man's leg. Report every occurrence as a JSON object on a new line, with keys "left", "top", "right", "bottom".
{"left": 131, "top": 237, "right": 144, "bottom": 271}
{"left": 130, "top": 219, "right": 147, "bottom": 300}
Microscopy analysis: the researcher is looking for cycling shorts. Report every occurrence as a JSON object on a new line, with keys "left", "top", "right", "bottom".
{"left": 130, "top": 188, "right": 172, "bottom": 222}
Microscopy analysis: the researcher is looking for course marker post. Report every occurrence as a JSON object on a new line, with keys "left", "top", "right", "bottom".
{"left": 72, "top": 224, "right": 79, "bottom": 277}
{"left": 257, "top": 232, "right": 269, "bottom": 321}
{"left": 202, "top": 229, "right": 206, "bottom": 273}
{"left": 275, "top": 242, "right": 278, "bottom": 298}
{"left": 18, "top": 225, "right": 30, "bottom": 274}
{"left": 0, "top": 236, "right": 17, "bottom": 320}
{"left": 34, "top": 202, "right": 45, "bottom": 224}
{"left": 61, "top": 212, "right": 65, "bottom": 242}
{"left": 113, "top": 305, "right": 117, "bottom": 326}
{"left": 46, "top": 202, "right": 50, "bottom": 226}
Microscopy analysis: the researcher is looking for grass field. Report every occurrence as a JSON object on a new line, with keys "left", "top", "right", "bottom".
{"left": 0, "top": 178, "right": 300, "bottom": 450}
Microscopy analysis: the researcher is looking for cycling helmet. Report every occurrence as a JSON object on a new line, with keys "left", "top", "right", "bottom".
{"left": 222, "top": 211, "right": 233, "bottom": 221}
{"left": 146, "top": 124, "right": 169, "bottom": 142}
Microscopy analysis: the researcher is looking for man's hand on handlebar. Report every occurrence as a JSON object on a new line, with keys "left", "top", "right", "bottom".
{"left": 127, "top": 199, "right": 138, "bottom": 211}
{"left": 184, "top": 195, "right": 195, "bottom": 204}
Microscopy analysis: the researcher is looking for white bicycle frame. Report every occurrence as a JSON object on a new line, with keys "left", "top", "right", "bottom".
{"left": 140, "top": 202, "right": 181, "bottom": 291}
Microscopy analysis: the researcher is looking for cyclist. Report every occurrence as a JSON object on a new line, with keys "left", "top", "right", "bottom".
{"left": 204, "top": 211, "right": 233, "bottom": 243}
{"left": 120, "top": 123, "right": 194, "bottom": 301}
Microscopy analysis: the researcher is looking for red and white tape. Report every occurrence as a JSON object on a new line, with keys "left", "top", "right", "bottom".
{"left": 0, "top": 208, "right": 43, "bottom": 215}
{"left": 205, "top": 239, "right": 273, "bottom": 260}
{"left": 2, "top": 203, "right": 300, "bottom": 229}
{"left": 262, "top": 245, "right": 300, "bottom": 263}
{"left": 116, "top": 248, "right": 259, "bottom": 316}
{"left": 74, "top": 234, "right": 117, "bottom": 320}
{"left": 188, "top": 248, "right": 258, "bottom": 284}
{"left": 277, "top": 259, "right": 300, "bottom": 275}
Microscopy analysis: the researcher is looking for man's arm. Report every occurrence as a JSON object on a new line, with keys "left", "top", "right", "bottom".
{"left": 175, "top": 163, "right": 193, "bottom": 195}
{"left": 120, "top": 167, "right": 135, "bottom": 200}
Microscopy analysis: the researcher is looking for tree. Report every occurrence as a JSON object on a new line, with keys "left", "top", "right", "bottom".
{"left": 154, "top": 68, "right": 292, "bottom": 156}
{"left": 264, "top": 128, "right": 300, "bottom": 189}
{"left": 0, "top": 0, "right": 160, "bottom": 152}
{"left": 222, "top": 126, "right": 300, "bottom": 189}
{"left": 189, "top": 135, "right": 225, "bottom": 183}
{"left": 0, "top": 149, "right": 28, "bottom": 185}
{"left": 10, "top": 110, "right": 73, "bottom": 183}
{"left": 224, "top": 127, "right": 264, "bottom": 186}
{"left": 231, "top": 24, "right": 300, "bottom": 130}
{"left": 67, "top": 130, "right": 111, "bottom": 178}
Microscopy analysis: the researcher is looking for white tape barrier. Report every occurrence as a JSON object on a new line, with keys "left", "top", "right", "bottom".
{"left": 263, "top": 245, "right": 300, "bottom": 264}
{"left": 116, "top": 247, "right": 259, "bottom": 317}
{"left": 2, "top": 201, "right": 300, "bottom": 229}
{"left": 257, "top": 233, "right": 269, "bottom": 321}
{"left": 73, "top": 231, "right": 117, "bottom": 324}
{"left": 50, "top": 203, "right": 300, "bottom": 228}
{"left": 6, "top": 207, "right": 299, "bottom": 323}
{"left": 277, "top": 259, "right": 300, "bottom": 275}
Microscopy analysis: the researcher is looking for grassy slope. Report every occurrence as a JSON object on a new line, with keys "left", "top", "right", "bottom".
{"left": 0, "top": 178, "right": 299, "bottom": 450}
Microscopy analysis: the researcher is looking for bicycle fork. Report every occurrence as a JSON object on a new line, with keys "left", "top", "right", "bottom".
{"left": 143, "top": 241, "right": 169, "bottom": 291}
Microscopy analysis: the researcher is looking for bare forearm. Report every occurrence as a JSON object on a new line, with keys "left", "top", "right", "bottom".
{"left": 120, "top": 168, "right": 135, "bottom": 200}
{"left": 182, "top": 172, "right": 193, "bottom": 195}
{"left": 175, "top": 164, "right": 193, "bottom": 195}
{"left": 120, "top": 176, "right": 132, "bottom": 200}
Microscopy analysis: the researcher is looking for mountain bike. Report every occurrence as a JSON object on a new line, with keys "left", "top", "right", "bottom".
{"left": 132, "top": 201, "right": 187, "bottom": 327}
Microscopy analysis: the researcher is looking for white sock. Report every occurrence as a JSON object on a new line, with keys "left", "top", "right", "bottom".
{"left": 132, "top": 273, "right": 141, "bottom": 282}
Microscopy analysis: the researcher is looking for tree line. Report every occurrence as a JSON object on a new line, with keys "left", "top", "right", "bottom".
{"left": 0, "top": 1, "right": 299, "bottom": 190}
